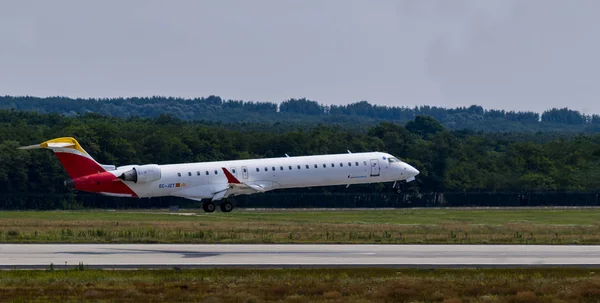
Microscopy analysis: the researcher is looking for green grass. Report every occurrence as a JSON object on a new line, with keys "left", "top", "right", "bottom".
{"left": 2, "top": 208, "right": 599, "bottom": 224}
{"left": 0, "top": 268, "right": 599, "bottom": 302}
{"left": 226, "top": 208, "right": 600, "bottom": 225}
{"left": 1, "top": 208, "right": 599, "bottom": 244}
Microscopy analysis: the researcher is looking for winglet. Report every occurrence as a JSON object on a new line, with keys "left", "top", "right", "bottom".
{"left": 221, "top": 167, "right": 241, "bottom": 184}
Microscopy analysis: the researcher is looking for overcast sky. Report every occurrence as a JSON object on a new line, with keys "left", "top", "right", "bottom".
{"left": 1, "top": 0, "right": 599, "bottom": 113}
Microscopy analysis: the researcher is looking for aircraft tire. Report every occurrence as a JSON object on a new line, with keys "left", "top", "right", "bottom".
{"left": 203, "top": 201, "right": 216, "bottom": 213}
{"left": 220, "top": 201, "right": 234, "bottom": 213}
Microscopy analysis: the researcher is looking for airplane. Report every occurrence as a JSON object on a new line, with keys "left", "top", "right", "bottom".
{"left": 19, "top": 137, "right": 420, "bottom": 212}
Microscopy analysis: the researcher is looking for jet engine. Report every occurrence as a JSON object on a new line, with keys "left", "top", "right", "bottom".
{"left": 118, "top": 164, "right": 162, "bottom": 183}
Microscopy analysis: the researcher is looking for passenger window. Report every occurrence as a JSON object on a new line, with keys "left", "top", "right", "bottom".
{"left": 331, "top": 163, "right": 335, "bottom": 167}
{"left": 232, "top": 169, "right": 236, "bottom": 174}
{"left": 348, "top": 162, "right": 352, "bottom": 166}
{"left": 214, "top": 170, "right": 218, "bottom": 175}
{"left": 306, "top": 165, "right": 309, "bottom": 169}
{"left": 272, "top": 167, "right": 275, "bottom": 171}
{"left": 177, "top": 173, "right": 181, "bottom": 177}
{"left": 323, "top": 164, "right": 326, "bottom": 168}
{"left": 188, "top": 172, "right": 192, "bottom": 176}
{"left": 297, "top": 165, "right": 301, "bottom": 169}
{"left": 340, "top": 163, "right": 343, "bottom": 167}
{"left": 363, "top": 161, "right": 367, "bottom": 166}
{"left": 355, "top": 162, "right": 359, "bottom": 166}
{"left": 280, "top": 166, "right": 283, "bottom": 171}
{"left": 314, "top": 164, "right": 318, "bottom": 168}
{"left": 289, "top": 166, "right": 292, "bottom": 170}
{"left": 256, "top": 168, "right": 259, "bottom": 172}
{"left": 197, "top": 171, "right": 200, "bottom": 176}
{"left": 205, "top": 171, "right": 209, "bottom": 175}
{"left": 264, "top": 167, "right": 268, "bottom": 172}
{"left": 243, "top": 168, "right": 247, "bottom": 173}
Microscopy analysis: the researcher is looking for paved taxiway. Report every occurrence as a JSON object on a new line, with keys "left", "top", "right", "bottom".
{"left": 1, "top": 244, "right": 599, "bottom": 269}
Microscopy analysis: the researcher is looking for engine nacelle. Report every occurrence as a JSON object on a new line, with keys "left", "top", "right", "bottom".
{"left": 118, "top": 164, "right": 162, "bottom": 183}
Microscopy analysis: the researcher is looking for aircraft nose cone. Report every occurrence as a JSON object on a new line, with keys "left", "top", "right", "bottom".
{"left": 406, "top": 165, "right": 419, "bottom": 177}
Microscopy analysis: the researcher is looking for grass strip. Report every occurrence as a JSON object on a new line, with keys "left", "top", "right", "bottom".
{"left": 0, "top": 268, "right": 598, "bottom": 302}
{"left": 0, "top": 209, "right": 599, "bottom": 244}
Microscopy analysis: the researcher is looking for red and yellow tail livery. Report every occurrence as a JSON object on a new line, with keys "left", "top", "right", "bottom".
{"left": 19, "top": 137, "right": 137, "bottom": 197}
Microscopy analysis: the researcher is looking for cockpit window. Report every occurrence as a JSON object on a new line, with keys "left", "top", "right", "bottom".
{"left": 388, "top": 157, "right": 401, "bottom": 163}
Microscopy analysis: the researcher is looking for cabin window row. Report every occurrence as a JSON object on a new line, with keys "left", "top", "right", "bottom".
{"left": 177, "top": 170, "right": 219, "bottom": 177}
{"left": 253, "top": 161, "right": 366, "bottom": 172}
{"left": 177, "top": 161, "right": 368, "bottom": 177}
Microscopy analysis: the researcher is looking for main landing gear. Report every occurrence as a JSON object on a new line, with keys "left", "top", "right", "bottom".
{"left": 202, "top": 201, "right": 216, "bottom": 213}
{"left": 220, "top": 201, "right": 233, "bottom": 213}
{"left": 202, "top": 200, "right": 234, "bottom": 213}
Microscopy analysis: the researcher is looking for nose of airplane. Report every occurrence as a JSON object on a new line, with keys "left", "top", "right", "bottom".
{"left": 406, "top": 164, "right": 419, "bottom": 177}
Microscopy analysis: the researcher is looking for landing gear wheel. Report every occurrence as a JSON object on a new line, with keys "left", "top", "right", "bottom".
{"left": 203, "top": 201, "right": 216, "bottom": 213}
{"left": 220, "top": 201, "right": 234, "bottom": 213}
{"left": 392, "top": 181, "right": 404, "bottom": 195}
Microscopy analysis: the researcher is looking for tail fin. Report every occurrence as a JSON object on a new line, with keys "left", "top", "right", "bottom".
{"left": 19, "top": 137, "right": 106, "bottom": 178}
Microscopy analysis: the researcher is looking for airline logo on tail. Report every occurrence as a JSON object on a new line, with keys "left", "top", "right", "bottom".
{"left": 19, "top": 137, "right": 104, "bottom": 178}
{"left": 19, "top": 137, "right": 138, "bottom": 197}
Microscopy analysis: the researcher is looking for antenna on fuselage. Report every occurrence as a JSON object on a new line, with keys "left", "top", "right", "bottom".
{"left": 285, "top": 153, "right": 290, "bottom": 157}
{"left": 347, "top": 150, "right": 352, "bottom": 154}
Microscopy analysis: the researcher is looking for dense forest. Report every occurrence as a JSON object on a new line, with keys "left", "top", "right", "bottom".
{"left": 2, "top": 96, "right": 600, "bottom": 133}
{"left": 1, "top": 110, "right": 600, "bottom": 209}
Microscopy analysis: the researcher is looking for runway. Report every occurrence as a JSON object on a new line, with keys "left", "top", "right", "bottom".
{"left": 1, "top": 244, "right": 600, "bottom": 269}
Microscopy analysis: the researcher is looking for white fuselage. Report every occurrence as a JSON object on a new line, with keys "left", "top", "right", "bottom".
{"left": 111, "top": 152, "right": 419, "bottom": 200}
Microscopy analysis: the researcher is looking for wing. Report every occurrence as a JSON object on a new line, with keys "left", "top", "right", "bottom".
{"left": 212, "top": 167, "right": 267, "bottom": 200}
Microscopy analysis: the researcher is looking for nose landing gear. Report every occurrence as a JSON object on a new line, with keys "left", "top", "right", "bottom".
{"left": 392, "top": 181, "right": 404, "bottom": 194}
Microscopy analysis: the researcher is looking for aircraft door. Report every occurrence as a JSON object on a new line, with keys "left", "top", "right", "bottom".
{"left": 370, "top": 159, "right": 380, "bottom": 177}
{"left": 241, "top": 166, "right": 248, "bottom": 179}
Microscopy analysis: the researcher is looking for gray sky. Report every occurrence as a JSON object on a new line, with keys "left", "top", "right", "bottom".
{"left": 1, "top": 0, "right": 599, "bottom": 114}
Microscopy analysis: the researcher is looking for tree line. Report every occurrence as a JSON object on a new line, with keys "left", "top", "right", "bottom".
{"left": 2, "top": 96, "right": 600, "bottom": 133}
{"left": 1, "top": 110, "right": 600, "bottom": 209}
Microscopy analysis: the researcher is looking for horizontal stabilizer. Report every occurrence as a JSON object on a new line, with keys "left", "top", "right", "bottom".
{"left": 18, "top": 144, "right": 42, "bottom": 150}
{"left": 46, "top": 142, "right": 76, "bottom": 148}
{"left": 18, "top": 142, "right": 75, "bottom": 150}
{"left": 18, "top": 138, "right": 83, "bottom": 154}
